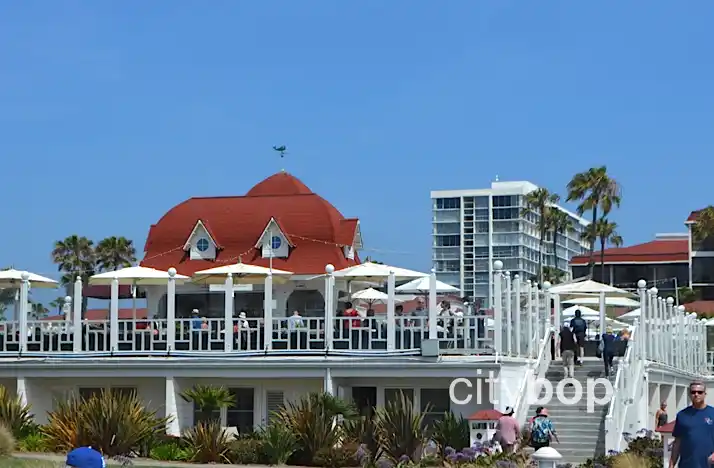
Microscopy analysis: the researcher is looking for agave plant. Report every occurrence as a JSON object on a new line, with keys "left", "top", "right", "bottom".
{"left": 258, "top": 422, "right": 298, "bottom": 465}
{"left": 431, "top": 412, "right": 469, "bottom": 457}
{"left": 180, "top": 384, "right": 235, "bottom": 423}
{"left": 43, "top": 388, "right": 169, "bottom": 456}
{"left": 182, "top": 420, "right": 232, "bottom": 463}
{"left": 375, "top": 390, "right": 427, "bottom": 463}
{"left": 344, "top": 414, "right": 382, "bottom": 464}
{"left": 0, "top": 385, "right": 35, "bottom": 438}
{"left": 276, "top": 392, "right": 358, "bottom": 465}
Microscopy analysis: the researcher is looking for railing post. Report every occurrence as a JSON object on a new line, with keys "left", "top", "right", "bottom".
{"left": 666, "top": 297, "right": 674, "bottom": 366}
{"left": 677, "top": 306, "right": 685, "bottom": 370}
{"left": 73, "top": 276, "right": 83, "bottom": 353}
{"left": 526, "top": 280, "right": 534, "bottom": 358}
{"left": 543, "top": 281, "right": 551, "bottom": 340}
{"left": 492, "top": 261, "right": 503, "bottom": 356}
{"left": 110, "top": 277, "right": 119, "bottom": 351}
{"left": 637, "top": 280, "right": 647, "bottom": 361}
{"left": 428, "top": 269, "right": 438, "bottom": 339}
{"left": 223, "top": 273, "right": 234, "bottom": 352}
{"left": 166, "top": 268, "right": 176, "bottom": 351}
{"left": 18, "top": 272, "right": 29, "bottom": 352}
{"left": 386, "top": 270, "right": 396, "bottom": 351}
{"left": 658, "top": 297, "right": 666, "bottom": 365}
{"left": 648, "top": 288, "right": 659, "bottom": 363}
{"left": 505, "top": 272, "right": 512, "bottom": 356}
{"left": 514, "top": 275, "right": 521, "bottom": 356}
{"left": 264, "top": 271, "right": 274, "bottom": 351}
{"left": 324, "top": 265, "right": 334, "bottom": 350}
{"left": 553, "top": 291, "right": 561, "bottom": 358}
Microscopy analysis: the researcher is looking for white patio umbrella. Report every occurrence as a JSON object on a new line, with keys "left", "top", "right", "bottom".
{"left": 331, "top": 262, "right": 427, "bottom": 281}
{"left": 90, "top": 266, "right": 191, "bottom": 321}
{"left": 351, "top": 288, "right": 403, "bottom": 306}
{"left": 193, "top": 262, "right": 293, "bottom": 284}
{"left": 561, "top": 305, "right": 600, "bottom": 318}
{"left": 561, "top": 296, "right": 640, "bottom": 308}
{"left": 396, "top": 276, "right": 460, "bottom": 294}
{"left": 618, "top": 308, "right": 641, "bottom": 320}
{"left": 0, "top": 269, "right": 58, "bottom": 288}
{"left": 549, "top": 280, "right": 632, "bottom": 296}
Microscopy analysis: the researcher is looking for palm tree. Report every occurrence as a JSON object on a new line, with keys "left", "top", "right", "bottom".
{"left": 549, "top": 208, "right": 574, "bottom": 273}
{"left": 180, "top": 384, "right": 235, "bottom": 424}
{"left": 678, "top": 287, "right": 700, "bottom": 304}
{"left": 567, "top": 166, "right": 622, "bottom": 277}
{"left": 29, "top": 302, "right": 48, "bottom": 320}
{"left": 593, "top": 219, "right": 623, "bottom": 283}
{"left": 52, "top": 235, "right": 96, "bottom": 285}
{"left": 542, "top": 266, "right": 566, "bottom": 285}
{"left": 48, "top": 297, "right": 65, "bottom": 315}
{"left": 95, "top": 236, "right": 137, "bottom": 272}
{"left": 521, "top": 188, "right": 560, "bottom": 284}
{"left": 692, "top": 206, "right": 714, "bottom": 245}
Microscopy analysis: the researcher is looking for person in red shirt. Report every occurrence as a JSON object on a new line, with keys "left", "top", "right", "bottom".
{"left": 343, "top": 302, "right": 362, "bottom": 328}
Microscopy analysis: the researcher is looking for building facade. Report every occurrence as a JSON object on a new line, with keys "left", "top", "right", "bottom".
{"left": 431, "top": 181, "right": 590, "bottom": 306}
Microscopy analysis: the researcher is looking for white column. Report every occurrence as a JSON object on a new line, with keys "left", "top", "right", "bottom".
{"left": 110, "top": 277, "right": 119, "bottom": 351}
{"left": 526, "top": 280, "right": 534, "bottom": 358}
{"left": 386, "top": 271, "right": 396, "bottom": 351}
{"left": 599, "top": 291, "right": 606, "bottom": 339}
{"left": 666, "top": 298, "right": 674, "bottom": 367}
{"left": 677, "top": 306, "right": 685, "bottom": 369}
{"left": 264, "top": 272, "right": 274, "bottom": 350}
{"left": 166, "top": 268, "right": 176, "bottom": 350}
{"left": 637, "top": 280, "right": 647, "bottom": 361}
{"left": 73, "top": 276, "right": 83, "bottom": 353}
{"left": 553, "top": 292, "right": 561, "bottom": 358}
{"left": 514, "top": 275, "right": 522, "bottom": 356}
{"left": 702, "top": 320, "right": 707, "bottom": 374}
{"left": 686, "top": 314, "right": 694, "bottom": 372}
{"left": 543, "top": 281, "right": 551, "bottom": 338}
{"left": 649, "top": 288, "right": 659, "bottom": 363}
{"left": 658, "top": 297, "right": 666, "bottom": 364}
{"left": 428, "top": 269, "right": 438, "bottom": 339}
{"left": 16, "top": 376, "right": 28, "bottom": 408}
{"left": 532, "top": 280, "right": 539, "bottom": 340}
{"left": 18, "top": 272, "right": 29, "bottom": 351}
{"left": 224, "top": 273, "right": 234, "bottom": 352}
{"left": 531, "top": 446, "right": 562, "bottom": 467}
{"left": 505, "top": 272, "right": 512, "bottom": 355}
{"left": 165, "top": 376, "right": 180, "bottom": 436}
{"left": 492, "top": 261, "right": 503, "bottom": 356}
{"left": 323, "top": 368, "right": 335, "bottom": 396}
{"left": 324, "top": 265, "right": 334, "bottom": 350}
{"left": 662, "top": 434, "right": 671, "bottom": 468}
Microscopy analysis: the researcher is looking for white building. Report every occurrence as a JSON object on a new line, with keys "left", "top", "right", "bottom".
{"left": 430, "top": 180, "right": 591, "bottom": 306}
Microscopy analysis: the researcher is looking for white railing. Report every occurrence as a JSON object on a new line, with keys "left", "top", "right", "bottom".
{"left": 604, "top": 323, "right": 640, "bottom": 452}
{"left": 513, "top": 326, "right": 553, "bottom": 425}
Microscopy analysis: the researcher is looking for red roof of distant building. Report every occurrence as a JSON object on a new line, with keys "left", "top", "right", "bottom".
{"left": 687, "top": 210, "right": 701, "bottom": 224}
{"left": 570, "top": 239, "right": 688, "bottom": 265}
{"left": 42, "top": 308, "right": 149, "bottom": 321}
{"left": 468, "top": 409, "right": 503, "bottom": 421}
{"left": 683, "top": 301, "right": 714, "bottom": 316}
{"left": 141, "top": 172, "right": 361, "bottom": 275}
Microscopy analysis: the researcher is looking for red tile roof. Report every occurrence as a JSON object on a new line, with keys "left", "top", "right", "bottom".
{"left": 686, "top": 210, "right": 700, "bottom": 224}
{"left": 683, "top": 300, "right": 714, "bottom": 316}
{"left": 42, "top": 308, "right": 149, "bottom": 321}
{"left": 657, "top": 421, "right": 675, "bottom": 433}
{"left": 569, "top": 239, "right": 689, "bottom": 265}
{"left": 141, "top": 172, "right": 361, "bottom": 275}
{"left": 468, "top": 409, "right": 503, "bottom": 421}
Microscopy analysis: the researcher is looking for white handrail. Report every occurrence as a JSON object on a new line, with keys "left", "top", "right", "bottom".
{"left": 514, "top": 326, "right": 552, "bottom": 425}
{"left": 604, "top": 325, "right": 639, "bottom": 452}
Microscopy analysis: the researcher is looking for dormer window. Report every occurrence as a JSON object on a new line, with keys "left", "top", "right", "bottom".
{"left": 184, "top": 220, "right": 220, "bottom": 260}
{"left": 255, "top": 218, "right": 294, "bottom": 259}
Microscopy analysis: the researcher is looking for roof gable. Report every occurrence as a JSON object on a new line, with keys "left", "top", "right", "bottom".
{"left": 569, "top": 239, "right": 688, "bottom": 265}
{"left": 183, "top": 220, "right": 221, "bottom": 251}
{"left": 254, "top": 217, "right": 295, "bottom": 249}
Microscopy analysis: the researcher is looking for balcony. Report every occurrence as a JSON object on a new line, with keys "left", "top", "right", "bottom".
{"left": 0, "top": 315, "right": 493, "bottom": 357}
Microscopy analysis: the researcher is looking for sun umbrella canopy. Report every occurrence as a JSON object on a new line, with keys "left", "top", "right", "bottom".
{"left": 332, "top": 262, "right": 427, "bottom": 281}
{"left": 0, "top": 269, "right": 58, "bottom": 288}
{"left": 89, "top": 266, "right": 190, "bottom": 286}
{"left": 351, "top": 288, "right": 402, "bottom": 303}
{"left": 193, "top": 262, "right": 293, "bottom": 284}
{"left": 561, "top": 296, "right": 640, "bottom": 307}
{"left": 396, "top": 276, "right": 460, "bottom": 294}
{"left": 618, "top": 308, "right": 641, "bottom": 320}
{"left": 561, "top": 305, "right": 600, "bottom": 318}
{"left": 549, "top": 280, "right": 631, "bottom": 296}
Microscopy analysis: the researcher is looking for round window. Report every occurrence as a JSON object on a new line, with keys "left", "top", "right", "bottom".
{"left": 271, "top": 236, "right": 282, "bottom": 250}
{"left": 196, "top": 238, "right": 210, "bottom": 252}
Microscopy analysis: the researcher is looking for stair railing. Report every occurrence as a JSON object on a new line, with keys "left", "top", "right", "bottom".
{"left": 514, "top": 325, "right": 553, "bottom": 425}
{"left": 604, "top": 322, "right": 641, "bottom": 452}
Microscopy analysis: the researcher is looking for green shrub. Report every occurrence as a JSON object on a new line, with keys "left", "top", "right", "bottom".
{"left": 182, "top": 420, "right": 232, "bottom": 463}
{"left": 375, "top": 390, "right": 427, "bottom": 463}
{"left": 42, "top": 388, "right": 169, "bottom": 456}
{"left": 344, "top": 415, "right": 382, "bottom": 465}
{"left": 230, "top": 438, "right": 263, "bottom": 464}
{"left": 16, "top": 432, "right": 47, "bottom": 452}
{"left": 180, "top": 384, "right": 235, "bottom": 424}
{"left": 149, "top": 440, "right": 190, "bottom": 461}
{"left": 0, "top": 424, "right": 16, "bottom": 456}
{"left": 0, "top": 386, "right": 35, "bottom": 438}
{"left": 259, "top": 423, "right": 298, "bottom": 465}
{"left": 276, "top": 392, "right": 358, "bottom": 465}
{"left": 430, "top": 412, "right": 469, "bottom": 456}
{"left": 313, "top": 442, "right": 360, "bottom": 468}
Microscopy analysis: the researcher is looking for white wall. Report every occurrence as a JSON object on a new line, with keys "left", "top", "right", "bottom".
{"left": 25, "top": 377, "right": 165, "bottom": 425}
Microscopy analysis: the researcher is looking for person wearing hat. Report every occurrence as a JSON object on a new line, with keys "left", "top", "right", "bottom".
{"left": 66, "top": 446, "right": 105, "bottom": 468}
{"left": 495, "top": 406, "right": 519, "bottom": 453}
{"left": 529, "top": 407, "right": 559, "bottom": 450}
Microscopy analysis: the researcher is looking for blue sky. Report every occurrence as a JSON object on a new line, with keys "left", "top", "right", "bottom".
{"left": 1, "top": 1, "right": 713, "bottom": 306}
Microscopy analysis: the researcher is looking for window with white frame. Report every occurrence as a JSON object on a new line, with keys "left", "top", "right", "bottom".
{"left": 420, "top": 388, "right": 451, "bottom": 428}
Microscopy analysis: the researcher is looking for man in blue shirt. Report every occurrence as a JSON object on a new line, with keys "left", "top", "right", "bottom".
{"left": 670, "top": 381, "right": 714, "bottom": 468}
{"left": 65, "top": 446, "right": 105, "bottom": 468}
